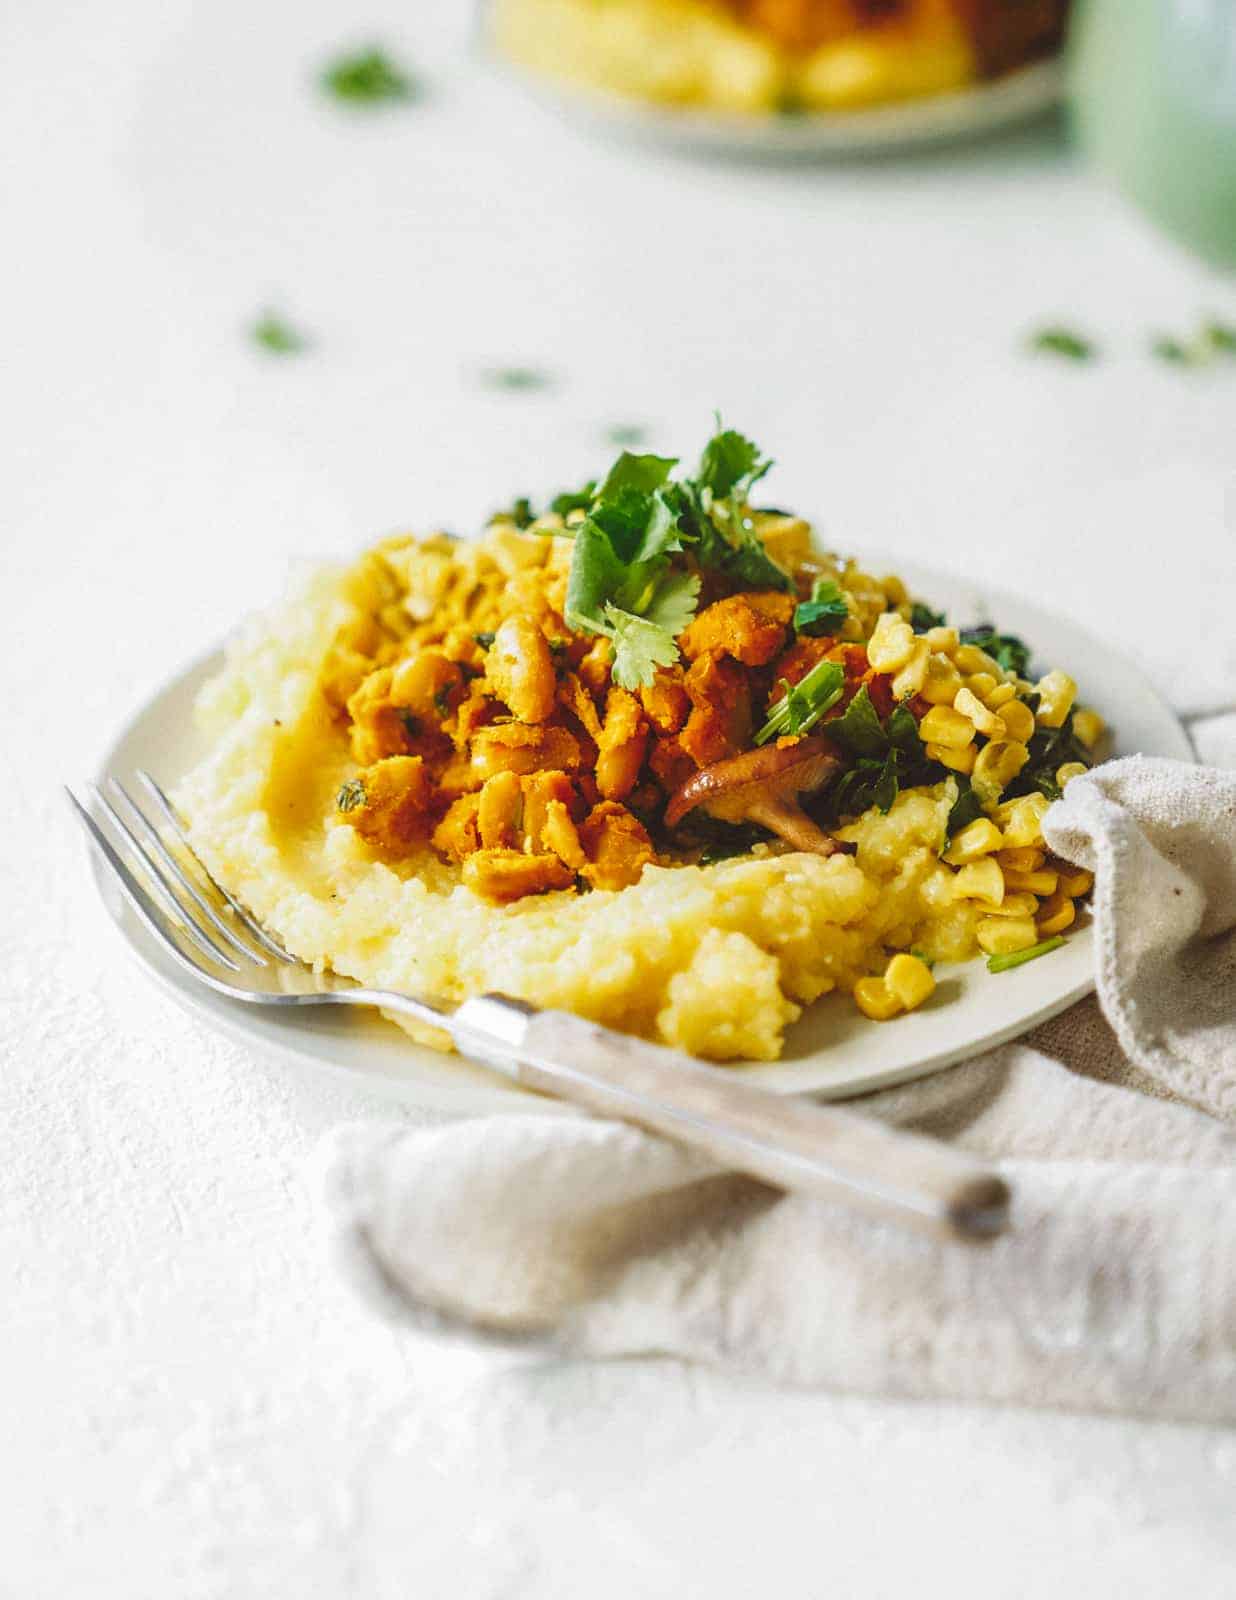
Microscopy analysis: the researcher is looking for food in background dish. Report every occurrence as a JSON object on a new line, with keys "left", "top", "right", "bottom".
{"left": 491, "top": 0, "right": 1068, "bottom": 117}
{"left": 176, "top": 425, "right": 1101, "bottom": 1063}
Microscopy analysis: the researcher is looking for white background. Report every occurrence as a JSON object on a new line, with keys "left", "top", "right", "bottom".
{"left": 4, "top": 1, "right": 1236, "bottom": 1594}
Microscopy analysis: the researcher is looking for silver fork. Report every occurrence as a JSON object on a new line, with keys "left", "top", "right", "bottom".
{"left": 68, "top": 772, "right": 1011, "bottom": 1242}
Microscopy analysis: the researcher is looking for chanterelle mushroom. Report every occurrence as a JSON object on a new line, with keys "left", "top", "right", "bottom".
{"left": 664, "top": 735, "right": 844, "bottom": 857}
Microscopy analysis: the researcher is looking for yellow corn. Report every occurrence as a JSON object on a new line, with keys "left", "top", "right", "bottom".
{"left": 924, "top": 625, "right": 959, "bottom": 652}
{"left": 997, "top": 699, "right": 1035, "bottom": 743}
{"left": 1057, "top": 866, "right": 1094, "bottom": 898}
{"left": 920, "top": 653, "right": 964, "bottom": 706}
{"left": 972, "top": 892, "right": 1038, "bottom": 919}
{"left": 1036, "top": 893, "right": 1076, "bottom": 936}
{"left": 952, "top": 858, "right": 1005, "bottom": 904}
{"left": 943, "top": 818, "right": 1004, "bottom": 864}
{"left": 997, "top": 846, "right": 1045, "bottom": 873}
{"left": 884, "top": 953, "right": 936, "bottom": 1011}
{"left": 1001, "top": 867, "right": 1059, "bottom": 896}
{"left": 986, "top": 682, "right": 1018, "bottom": 709}
{"left": 926, "top": 740, "right": 976, "bottom": 774}
{"left": 963, "top": 672, "right": 1000, "bottom": 703}
{"left": 1057, "top": 762, "right": 1089, "bottom": 788}
{"left": 866, "top": 611, "right": 916, "bottom": 672}
{"left": 853, "top": 977, "right": 903, "bottom": 1022}
{"left": 1034, "top": 669, "right": 1077, "bottom": 729}
{"left": 881, "top": 575, "right": 908, "bottom": 605}
{"left": 993, "top": 792, "right": 1049, "bottom": 847}
{"left": 954, "top": 643, "right": 1006, "bottom": 679}
{"left": 972, "top": 740, "right": 1030, "bottom": 808}
{"left": 954, "top": 686, "right": 1006, "bottom": 738}
{"left": 891, "top": 640, "right": 931, "bottom": 699}
{"left": 919, "top": 704, "right": 975, "bottom": 748}
{"left": 976, "top": 917, "right": 1039, "bottom": 956}
{"left": 1072, "top": 708, "right": 1105, "bottom": 750}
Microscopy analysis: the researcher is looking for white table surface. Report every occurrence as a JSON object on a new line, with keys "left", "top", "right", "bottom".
{"left": 5, "top": 1, "right": 1236, "bottom": 1594}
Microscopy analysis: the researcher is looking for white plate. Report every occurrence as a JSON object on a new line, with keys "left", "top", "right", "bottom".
{"left": 91, "top": 557, "right": 1191, "bottom": 1113}
{"left": 500, "top": 58, "right": 1063, "bottom": 159}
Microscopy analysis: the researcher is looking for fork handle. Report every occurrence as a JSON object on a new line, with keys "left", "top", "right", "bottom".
{"left": 449, "top": 995, "right": 1009, "bottom": 1242}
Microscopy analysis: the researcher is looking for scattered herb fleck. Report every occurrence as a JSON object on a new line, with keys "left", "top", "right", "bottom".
{"left": 1204, "top": 319, "right": 1236, "bottom": 354}
{"left": 433, "top": 686, "right": 452, "bottom": 718}
{"left": 793, "top": 578, "right": 848, "bottom": 637}
{"left": 910, "top": 602, "right": 947, "bottom": 633}
{"left": 1028, "top": 327, "right": 1095, "bottom": 362}
{"left": 1151, "top": 335, "right": 1193, "bottom": 366}
{"left": 336, "top": 778, "right": 367, "bottom": 813}
{"left": 604, "top": 424, "right": 649, "bottom": 448}
{"left": 492, "top": 496, "right": 535, "bottom": 528}
{"left": 473, "top": 631, "right": 496, "bottom": 650}
{"left": 250, "top": 311, "right": 308, "bottom": 356}
{"left": 320, "top": 46, "right": 416, "bottom": 106}
{"left": 987, "top": 936, "right": 1066, "bottom": 974}
{"left": 399, "top": 711, "right": 422, "bottom": 740}
{"left": 480, "top": 367, "right": 553, "bottom": 393}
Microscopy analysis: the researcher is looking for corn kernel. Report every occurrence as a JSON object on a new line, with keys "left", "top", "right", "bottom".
{"left": 853, "top": 977, "right": 903, "bottom": 1021}
{"left": 997, "top": 847, "right": 1045, "bottom": 873}
{"left": 926, "top": 740, "right": 976, "bottom": 774}
{"left": 920, "top": 653, "right": 964, "bottom": 706}
{"left": 881, "top": 575, "right": 908, "bottom": 605}
{"left": 955, "top": 643, "right": 1006, "bottom": 679}
{"left": 954, "top": 686, "right": 1006, "bottom": 738}
{"left": 1072, "top": 708, "right": 1105, "bottom": 750}
{"left": 952, "top": 858, "right": 1005, "bottom": 904}
{"left": 943, "top": 818, "right": 1004, "bottom": 864}
{"left": 963, "top": 672, "right": 1000, "bottom": 702}
{"left": 919, "top": 704, "right": 975, "bottom": 748}
{"left": 1057, "top": 866, "right": 1094, "bottom": 898}
{"left": 866, "top": 612, "right": 916, "bottom": 672}
{"left": 972, "top": 892, "right": 1038, "bottom": 919}
{"left": 993, "top": 792, "right": 1049, "bottom": 847}
{"left": 987, "top": 682, "right": 1018, "bottom": 710}
{"left": 891, "top": 640, "right": 931, "bottom": 699}
{"left": 1036, "top": 893, "right": 1076, "bottom": 937}
{"left": 884, "top": 953, "right": 936, "bottom": 1011}
{"left": 1057, "top": 762, "right": 1089, "bottom": 788}
{"left": 1002, "top": 867, "right": 1059, "bottom": 896}
{"left": 924, "top": 625, "right": 959, "bottom": 652}
{"left": 997, "top": 700, "right": 1035, "bottom": 743}
{"left": 976, "top": 917, "right": 1039, "bottom": 956}
{"left": 972, "top": 740, "right": 1030, "bottom": 808}
{"left": 1034, "top": 669, "right": 1077, "bottom": 729}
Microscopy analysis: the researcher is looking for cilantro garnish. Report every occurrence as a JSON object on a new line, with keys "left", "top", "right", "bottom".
{"left": 826, "top": 688, "right": 938, "bottom": 818}
{"left": 987, "top": 936, "right": 1066, "bottom": 974}
{"left": 336, "top": 778, "right": 367, "bottom": 813}
{"left": 945, "top": 776, "right": 984, "bottom": 838}
{"left": 756, "top": 660, "right": 845, "bottom": 745}
{"left": 561, "top": 423, "right": 793, "bottom": 689}
{"left": 959, "top": 625, "right": 1031, "bottom": 679}
{"left": 1028, "top": 327, "right": 1095, "bottom": 362}
{"left": 320, "top": 47, "right": 416, "bottom": 106}
{"left": 910, "top": 602, "right": 946, "bottom": 633}
{"left": 793, "top": 578, "right": 848, "bottom": 637}
{"left": 1005, "top": 711, "right": 1092, "bottom": 802}
{"left": 492, "top": 496, "right": 535, "bottom": 529}
{"left": 250, "top": 311, "right": 308, "bottom": 356}
{"left": 550, "top": 484, "right": 596, "bottom": 518}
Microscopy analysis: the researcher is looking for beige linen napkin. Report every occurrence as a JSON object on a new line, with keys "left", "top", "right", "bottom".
{"left": 319, "top": 758, "right": 1236, "bottom": 1422}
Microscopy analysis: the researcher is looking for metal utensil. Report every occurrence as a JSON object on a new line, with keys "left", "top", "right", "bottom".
{"left": 68, "top": 772, "right": 1011, "bottom": 1242}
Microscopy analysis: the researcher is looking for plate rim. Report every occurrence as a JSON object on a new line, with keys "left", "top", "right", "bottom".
{"left": 88, "top": 552, "right": 1193, "bottom": 1113}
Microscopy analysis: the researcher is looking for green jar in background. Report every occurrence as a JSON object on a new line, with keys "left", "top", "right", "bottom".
{"left": 1069, "top": 0, "right": 1236, "bottom": 269}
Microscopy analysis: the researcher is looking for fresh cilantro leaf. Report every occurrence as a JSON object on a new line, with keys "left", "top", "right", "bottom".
{"left": 693, "top": 508, "right": 793, "bottom": 592}
{"left": 321, "top": 47, "right": 416, "bottom": 105}
{"left": 946, "top": 776, "right": 984, "bottom": 838}
{"left": 643, "top": 570, "right": 700, "bottom": 636}
{"left": 251, "top": 311, "right": 308, "bottom": 356}
{"left": 550, "top": 483, "right": 596, "bottom": 517}
{"left": 564, "top": 518, "right": 632, "bottom": 630}
{"left": 755, "top": 659, "right": 845, "bottom": 745}
{"left": 603, "top": 605, "right": 680, "bottom": 690}
{"left": 886, "top": 701, "right": 925, "bottom": 760}
{"left": 870, "top": 752, "right": 900, "bottom": 814}
{"left": 793, "top": 578, "right": 848, "bottom": 637}
{"left": 596, "top": 452, "right": 677, "bottom": 501}
{"left": 336, "top": 778, "right": 367, "bottom": 813}
{"left": 695, "top": 428, "right": 769, "bottom": 499}
{"left": 480, "top": 366, "right": 553, "bottom": 392}
{"left": 827, "top": 685, "right": 887, "bottom": 759}
{"left": 959, "top": 626, "right": 1031, "bottom": 679}
{"left": 1028, "top": 327, "right": 1095, "bottom": 362}
{"left": 910, "top": 602, "right": 946, "bottom": 633}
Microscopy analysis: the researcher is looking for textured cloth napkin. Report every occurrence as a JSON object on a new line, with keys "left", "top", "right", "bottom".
{"left": 320, "top": 757, "right": 1236, "bottom": 1422}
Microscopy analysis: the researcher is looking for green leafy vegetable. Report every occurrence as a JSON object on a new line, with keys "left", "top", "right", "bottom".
{"left": 959, "top": 625, "right": 1031, "bottom": 679}
{"left": 826, "top": 687, "right": 942, "bottom": 818}
{"left": 910, "top": 602, "right": 946, "bottom": 633}
{"left": 694, "top": 427, "right": 770, "bottom": 500}
{"left": 336, "top": 778, "right": 367, "bottom": 813}
{"left": 321, "top": 47, "right": 416, "bottom": 105}
{"left": 604, "top": 606, "right": 687, "bottom": 690}
{"left": 1006, "top": 711, "right": 1091, "bottom": 802}
{"left": 550, "top": 483, "right": 597, "bottom": 518}
{"left": 987, "top": 936, "right": 1066, "bottom": 974}
{"left": 250, "top": 311, "right": 308, "bottom": 356}
{"left": 755, "top": 660, "right": 845, "bottom": 745}
{"left": 945, "top": 776, "right": 984, "bottom": 838}
{"left": 827, "top": 684, "right": 888, "bottom": 758}
{"left": 1028, "top": 327, "right": 1095, "bottom": 362}
{"left": 793, "top": 578, "right": 848, "bottom": 637}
